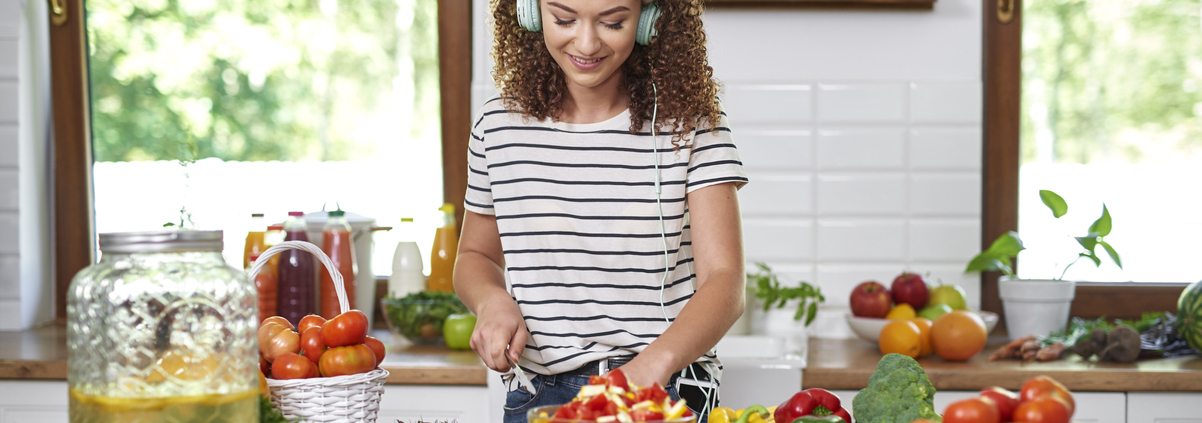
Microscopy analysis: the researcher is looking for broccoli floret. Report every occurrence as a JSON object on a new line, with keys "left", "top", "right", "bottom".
{"left": 851, "top": 353, "right": 941, "bottom": 423}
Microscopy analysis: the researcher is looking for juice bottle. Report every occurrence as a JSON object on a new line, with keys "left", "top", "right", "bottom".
{"left": 254, "top": 224, "right": 284, "bottom": 323}
{"left": 242, "top": 213, "right": 266, "bottom": 269}
{"left": 320, "top": 209, "right": 357, "bottom": 319}
{"left": 277, "top": 211, "right": 315, "bottom": 326}
{"left": 427, "top": 203, "right": 458, "bottom": 292}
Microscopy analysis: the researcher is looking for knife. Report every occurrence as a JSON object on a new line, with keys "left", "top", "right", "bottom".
{"left": 507, "top": 354, "right": 537, "bottom": 395}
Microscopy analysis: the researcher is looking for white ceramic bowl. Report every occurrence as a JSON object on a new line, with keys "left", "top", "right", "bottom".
{"left": 845, "top": 311, "right": 999, "bottom": 344}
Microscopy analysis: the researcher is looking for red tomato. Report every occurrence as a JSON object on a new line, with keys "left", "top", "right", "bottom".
{"left": 602, "top": 401, "right": 619, "bottom": 417}
{"left": 262, "top": 316, "right": 294, "bottom": 331}
{"left": 257, "top": 322, "right": 287, "bottom": 351}
{"left": 321, "top": 310, "right": 369, "bottom": 348}
{"left": 364, "top": 336, "right": 386, "bottom": 366}
{"left": 588, "top": 375, "right": 606, "bottom": 385}
{"left": 634, "top": 383, "right": 669, "bottom": 403}
{"left": 553, "top": 402, "right": 579, "bottom": 419}
{"left": 1013, "top": 396, "right": 1072, "bottom": 423}
{"left": 261, "top": 327, "right": 299, "bottom": 363}
{"left": 943, "top": 397, "right": 1000, "bottom": 423}
{"left": 630, "top": 410, "right": 664, "bottom": 422}
{"left": 585, "top": 393, "right": 608, "bottom": 411}
{"left": 259, "top": 355, "right": 270, "bottom": 376}
{"left": 298, "top": 314, "right": 327, "bottom": 334}
{"left": 604, "top": 368, "right": 630, "bottom": 391}
{"left": 979, "top": 386, "right": 1020, "bottom": 421}
{"left": 271, "top": 352, "right": 316, "bottom": 380}
{"left": 318, "top": 344, "right": 377, "bottom": 377}
{"left": 300, "top": 327, "right": 328, "bottom": 365}
{"left": 1020, "top": 376, "right": 1075, "bottom": 414}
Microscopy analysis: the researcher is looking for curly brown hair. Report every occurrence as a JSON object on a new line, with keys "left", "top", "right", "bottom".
{"left": 490, "top": 0, "right": 722, "bottom": 147}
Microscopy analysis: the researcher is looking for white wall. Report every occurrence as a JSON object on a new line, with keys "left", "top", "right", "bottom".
{"left": 470, "top": 0, "right": 983, "bottom": 339}
{"left": 1, "top": 0, "right": 54, "bottom": 331}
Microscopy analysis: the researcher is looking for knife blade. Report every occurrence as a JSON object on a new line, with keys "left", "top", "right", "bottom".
{"left": 507, "top": 355, "right": 537, "bottom": 395}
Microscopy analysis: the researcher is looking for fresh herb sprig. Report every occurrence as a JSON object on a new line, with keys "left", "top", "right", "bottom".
{"left": 746, "top": 262, "right": 825, "bottom": 326}
{"left": 260, "top": 396, "right": 296, "bottom": 423}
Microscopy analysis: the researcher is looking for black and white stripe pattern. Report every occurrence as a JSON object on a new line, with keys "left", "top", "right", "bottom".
{"left": 464, "top": 98, "right": 748, "bottom": 375}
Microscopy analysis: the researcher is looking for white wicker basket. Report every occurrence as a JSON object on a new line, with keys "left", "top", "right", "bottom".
{"left": 250, "top": 241, "right": 390, "bottom": 423}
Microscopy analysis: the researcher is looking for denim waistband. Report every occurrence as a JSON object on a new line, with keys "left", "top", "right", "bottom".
{"left": 556, "top": 356, "right": 635, "bottom": 378}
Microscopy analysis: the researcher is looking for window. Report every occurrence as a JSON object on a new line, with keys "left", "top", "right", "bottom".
{"left": 47, "top": 0, "right": 471, "bottom": 319}
{"left": 1017, "top": 0, "right": 1202, "bottom": 283}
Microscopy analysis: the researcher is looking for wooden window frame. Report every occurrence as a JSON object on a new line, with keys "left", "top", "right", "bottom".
{"left": 47, "top": 0, "right": 474, "bottom": 320}
{"left": 981, "top": 0, "right": 1186, "bottom": 325}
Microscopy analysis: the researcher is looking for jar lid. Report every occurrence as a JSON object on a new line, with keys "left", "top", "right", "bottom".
{"left": 99, "top": 230, "right": 224, "bottom": 254}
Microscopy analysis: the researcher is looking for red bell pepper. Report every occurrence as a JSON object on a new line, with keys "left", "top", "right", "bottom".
{"left": 774, "top": 388, "right": 852, "bottom": 423}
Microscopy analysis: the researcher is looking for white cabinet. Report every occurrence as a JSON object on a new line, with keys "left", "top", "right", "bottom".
{"left": 0, "top": 380, "right": 491, "bottom": 423}
{"left": 1126, "top": 392, "right": 1202, "bottom": 423}
{"left": 0, "top": 380, "right": 69, "bottom": 423}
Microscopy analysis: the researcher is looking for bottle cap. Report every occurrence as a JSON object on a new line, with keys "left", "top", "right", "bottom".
{"left": 439, "top": 203, "right": 456, "bottom": 214}
{"left": 288, "top": 211, "right": 303, "bottom": 217}
{"left": 400, "top": 217, "right": 414, "bottom": 222}
{"left": 267, "top": 225, "right": 284, "bottom": 231}
{"left": 328, "top": 210, "right": 345, "bottom": 217}
{"left": 251, "top": 213, "right": 264, "bottom": 217}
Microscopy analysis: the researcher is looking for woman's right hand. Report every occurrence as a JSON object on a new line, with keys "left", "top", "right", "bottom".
{"left": 469, "top": 294, "right": 528, "bottom": 373}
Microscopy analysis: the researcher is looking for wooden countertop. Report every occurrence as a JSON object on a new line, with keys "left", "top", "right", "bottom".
{"left": 0, "top": 324, "right": 488, "bottom": 385}
{"left": 803, "top": 338, "right": 1202, "bottom": 392}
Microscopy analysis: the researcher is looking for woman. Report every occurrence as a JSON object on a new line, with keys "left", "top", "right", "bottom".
{"left": 453, "top": 0, "right": 748, "bottom": 420}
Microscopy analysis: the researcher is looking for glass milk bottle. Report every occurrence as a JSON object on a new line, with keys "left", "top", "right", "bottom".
{"left": 67, "top": 230, "right": 258, "bottom": 423}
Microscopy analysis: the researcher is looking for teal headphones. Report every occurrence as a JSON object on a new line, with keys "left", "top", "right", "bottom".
{"left": 516, "top": 0, "right": 662, "bottom": 45}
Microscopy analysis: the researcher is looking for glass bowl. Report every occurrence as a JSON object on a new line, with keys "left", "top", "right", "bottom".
{"left": 380, "top": 294, "right": 468, "bottom": 346}
{"left": 527, "top": 405, "right": 696, "bottom": 423}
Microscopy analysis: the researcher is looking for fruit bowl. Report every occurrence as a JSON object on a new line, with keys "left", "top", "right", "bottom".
{"left": 527, "top": 405, "right": 696, "bottom": 423}
{"left": 846, "top": 311, "right": 998, "bottom": 344}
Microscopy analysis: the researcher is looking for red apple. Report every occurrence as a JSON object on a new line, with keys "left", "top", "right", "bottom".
{"left": 891, "top": 272, "right": 930, "bottom": 310}
{"left": 850, "top": 281, "right": 892, "bottom": 318}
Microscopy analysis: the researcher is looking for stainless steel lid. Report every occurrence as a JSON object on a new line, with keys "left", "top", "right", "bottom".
{"left": 99, "top": 230, "right": 224, "bottom": 253}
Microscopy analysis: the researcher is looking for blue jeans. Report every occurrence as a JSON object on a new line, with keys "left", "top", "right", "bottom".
{"left": 501, "top": 371, "right": 684, "bottom": 423}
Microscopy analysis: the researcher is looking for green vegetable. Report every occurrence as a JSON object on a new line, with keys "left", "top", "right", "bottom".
{"left": 747, "top": 262, "right": 825, "bottom": 326}
{"left": 790, "top": 416, "right": 847, "bottom": 423}
{"left": 260, "top": 396, "right": 295, "bottom": 423}
{"left": 851, "top": 353, "right": 942, "bottom": 423}
{"left": 382, "top": 291, "right": 469, "bottom": 341}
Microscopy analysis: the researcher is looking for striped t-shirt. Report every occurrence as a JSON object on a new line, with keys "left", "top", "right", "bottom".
{"left": 463, "top": 98, "right": 749, "bottom": 376}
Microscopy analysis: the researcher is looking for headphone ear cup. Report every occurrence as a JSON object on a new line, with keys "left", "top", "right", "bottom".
{"left": 517, "top": 0, "right": 542, "bottom": 32}
{"left": 636, "top": 2, "right": 662, "bottom": 45}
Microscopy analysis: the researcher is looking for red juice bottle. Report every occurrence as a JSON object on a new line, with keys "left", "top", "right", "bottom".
{"left": 319, "top": 209, "right": 356, "bottom": 319}
{"left": 277, "top": 211, "right": 315, "bottom": 327}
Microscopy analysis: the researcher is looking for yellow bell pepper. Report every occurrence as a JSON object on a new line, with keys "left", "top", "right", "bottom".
{"left": 709, "top": 407, "right": 739, "bottom": 423}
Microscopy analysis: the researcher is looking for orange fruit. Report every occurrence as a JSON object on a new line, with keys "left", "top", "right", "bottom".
{"left": 879, "top": 319, "right": 922, "bottom": 358}
{"left": 930, "top": 310, "right": 988, "bottom": 361}
{"left": 258, "top": 370, "right": 270, "bottom": 397}
{"left": 910, "top": 317, "right": 934, "bottom": 358}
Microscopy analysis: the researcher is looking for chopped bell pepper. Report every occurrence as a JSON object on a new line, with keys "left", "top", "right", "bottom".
{"left": 709, "top": 407, "right": 739, "bottom": 423}
{"left": 735, "top": 405, "right": 772, "bottom": 423}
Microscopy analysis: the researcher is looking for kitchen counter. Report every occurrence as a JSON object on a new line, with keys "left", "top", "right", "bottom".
{"left": 7, "top": 325, "right": 1201, "bottom": 391}
{"left": 0, "top": 323, "right": 488, "bottom": 385}
{"left": 804, "top": 338, "right": 1202, "bottom": 392}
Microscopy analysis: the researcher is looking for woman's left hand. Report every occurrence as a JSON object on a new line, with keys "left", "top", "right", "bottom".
{"left": 613, "top": 353, "right": 674, "bottom": 388}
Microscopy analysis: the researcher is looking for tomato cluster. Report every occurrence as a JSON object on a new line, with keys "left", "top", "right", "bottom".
{"left": 940, "top": 376, "right": 1075, "bottom": 423}
{"left": 540, "top": 369, "right": 694, "bottom": 422}
{"left": 258, "top": 311, "right": 386, "bottom": 380}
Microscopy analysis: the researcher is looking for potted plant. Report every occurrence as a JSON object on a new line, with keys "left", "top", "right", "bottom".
{"left": 965, "top": 189, "right": 1122, "bottom": 339}
{"left": 740, "top": 263, "right": 825, "bottom": 354}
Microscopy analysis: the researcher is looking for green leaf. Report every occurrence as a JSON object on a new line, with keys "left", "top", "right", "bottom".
{"left": 965, "top": 253, "right": 1013, "bottom": 275}
{"left": 1080, "top": 252, "right": 1101, "bottom": 267}
{"left": 984, "top": 231, "right": 1026, "bottom": 257}
{"left": 804, "top": 302, "right": 819, "bottom": 326}
{"left": 1099, "top": 240, "right": 1122, "bottom": 269}
{"left": 1040, "top": 190, "right": 1068, "bottom": 218}
{"left": 1089, "top": 204, "right": 1112, "bottom": 237}
{"left": 1075, "top": 235, "right": 1098, "bottom": 252}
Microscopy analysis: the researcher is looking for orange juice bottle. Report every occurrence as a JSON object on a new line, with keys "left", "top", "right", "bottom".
{"left": 243, "top": 213, "right": 267, "bottom": 269}
{"left": 427, "top": 203, "right": 458, "bottom": 292}
{"left": 320, "top": 209, "right": 356, "bottom": 319}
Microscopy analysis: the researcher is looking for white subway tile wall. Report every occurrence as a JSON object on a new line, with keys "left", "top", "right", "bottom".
{"left": 2, "top": 6, "right": 17, "bottom": 329}
{"left": 462, "top": 2, "right": 985, "bottom": 339}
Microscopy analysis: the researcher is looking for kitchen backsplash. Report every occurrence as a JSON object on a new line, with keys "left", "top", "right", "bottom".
{"left": 1, "top": 0, "right": 20, "bottom": 331}
{"left": 471, "top": 0, "right": 984, "bottom": 339}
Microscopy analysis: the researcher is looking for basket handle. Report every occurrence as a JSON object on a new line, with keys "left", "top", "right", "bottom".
{"left": 248, "top": 241, "right": 349, "bottom": 315}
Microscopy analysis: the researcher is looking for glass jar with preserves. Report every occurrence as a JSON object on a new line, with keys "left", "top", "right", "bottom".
{"left": 67, "top": 230, "right": 258, "bottom": 423}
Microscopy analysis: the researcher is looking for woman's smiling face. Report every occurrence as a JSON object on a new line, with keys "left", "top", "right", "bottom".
{"left": 541, "top": 0, "right": 642, "bottom": 92}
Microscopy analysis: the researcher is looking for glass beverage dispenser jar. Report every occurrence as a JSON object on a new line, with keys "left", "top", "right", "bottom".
{"left": 67, "top": 231, "right": 258, "bottom": 422}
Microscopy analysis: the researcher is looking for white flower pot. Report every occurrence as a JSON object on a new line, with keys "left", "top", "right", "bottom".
{"left": 998, "top": 276, "right": 1076, "bottom": 339}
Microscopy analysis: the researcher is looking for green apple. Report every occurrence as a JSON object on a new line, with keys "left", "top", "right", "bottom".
{"left": 929, "top": 284, "right": 969, "bottom": 311}
{"left": 918, "top": 304, "right": 953, "bottom": 321}
{"left": 443, "top": 313, "right": 477, "bottom": 350}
